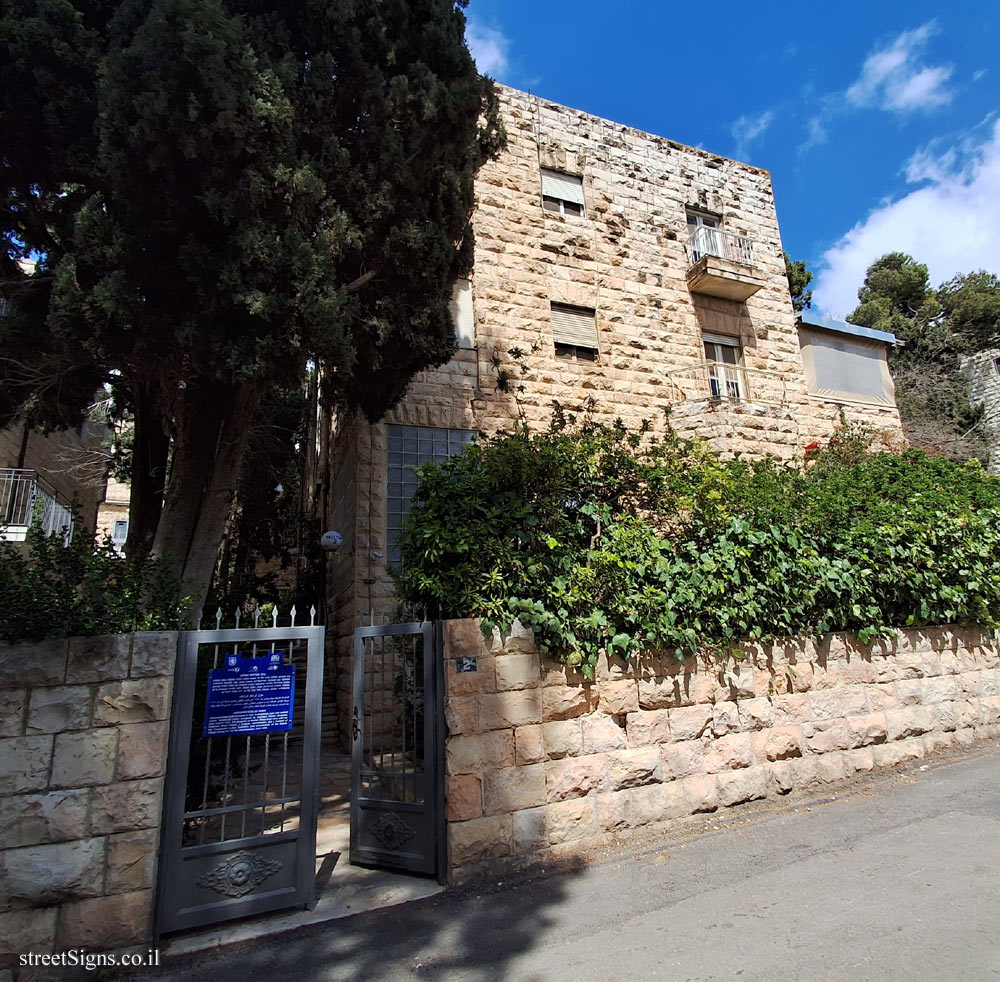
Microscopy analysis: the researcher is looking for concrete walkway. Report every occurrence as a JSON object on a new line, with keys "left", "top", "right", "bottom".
{"left": 129, "top": 741, "right": 1000, "bottom": 982}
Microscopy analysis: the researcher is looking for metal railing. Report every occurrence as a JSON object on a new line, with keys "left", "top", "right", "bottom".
{"left": 687, "top": 225, "right": 757, "bottom": 267}
{"left": 0, "top": 468, "right": 75, "bottom": 544}
{"left": 664, "top": 362, "right": 790, "bottom": 407}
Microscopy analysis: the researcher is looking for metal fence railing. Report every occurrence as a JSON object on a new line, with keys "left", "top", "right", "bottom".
{"left": 0, "top": 468, "right": 75, "bottom": 544}
{"left": 664, "top": 361, "right": 790, "bottom": 407}
{"left": 687, "top": 225, "right": 757, "bottom": 266}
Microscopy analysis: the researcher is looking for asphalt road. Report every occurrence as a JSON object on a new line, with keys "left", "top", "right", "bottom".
{"left": 130, "top": 743, "right": 1000, "bottom": 982}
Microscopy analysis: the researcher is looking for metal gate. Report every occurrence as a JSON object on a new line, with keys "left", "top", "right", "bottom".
{"left": 156, "top": 614, "right": 324, "bottom": 935}
{"left": 350, "top": 619, "right": 444, "bottom": 878}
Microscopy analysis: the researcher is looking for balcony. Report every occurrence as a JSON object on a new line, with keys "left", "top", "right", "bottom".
{"left": 0, "top": 468, "right": 75, "bottom": 545}
{"left": 686, "top": 226, "right": 766, "bottom": 302}
{"left": 664, "top": 362, "right": 790, "bottom": 407}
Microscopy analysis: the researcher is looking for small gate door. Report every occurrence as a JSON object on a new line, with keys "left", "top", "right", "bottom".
{"left": 350, "top": 620, "right": 443, "bottom": 878}
{"left": 156, "top": 620, "right": 324, "bottom": 935}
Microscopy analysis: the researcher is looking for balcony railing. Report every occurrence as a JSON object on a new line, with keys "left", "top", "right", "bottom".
{"left": 664, "top": 362, "right": 790, "bottom": 407}
{"left": 687, "top": 225, "right": 757, "bottom": 266}
{"left": 0, "top": 468, "right": 75, "bottom": 544}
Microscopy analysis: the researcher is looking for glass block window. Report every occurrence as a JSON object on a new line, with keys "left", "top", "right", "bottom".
{"left": 387, "top": 425, "right": 476, "bottom": 564}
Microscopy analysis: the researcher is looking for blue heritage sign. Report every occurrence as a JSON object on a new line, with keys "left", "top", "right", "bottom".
{"left": 202, "top": 652, "right": 296, "bottom": 738}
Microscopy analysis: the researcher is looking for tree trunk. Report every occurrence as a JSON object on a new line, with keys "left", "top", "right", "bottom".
{"left": 125, "top": 382, "right": 170, "bottom": 560}
{"left": 151, "top": 380, "right": 260, "bottom": 616}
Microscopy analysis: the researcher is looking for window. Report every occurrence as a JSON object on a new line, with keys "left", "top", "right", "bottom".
{"left": 702, "top": 333, "right": 743, "bottom": 399}
{"left": 993, "top": 357, "right": 1000, "bottom": 376}
{"left": 541, "top": 169, "right": 585, "bottom": 217}
{"left": 550, "top": 303, "right": 599, "bottom": 358}
{"left": 386, "top": 425, "right": 476, "bottom": 564}
{"left": 798, "top": 327, "right": 895, "bottom": 406}
{"left": 449, "top": 278, "right": 475, "bottom": 349}
{"left": 687, "top": 212, "right": 723, "bottom": 262}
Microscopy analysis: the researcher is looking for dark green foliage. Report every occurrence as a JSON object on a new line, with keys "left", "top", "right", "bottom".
{"left": 395, "top": 420, "right": 1000, "bottom": 676}
{"left": 0, "top": 519, "right": 184, "bottom": 641}
{"left": 783, "top": 252, "right": 813, "bottom": 312}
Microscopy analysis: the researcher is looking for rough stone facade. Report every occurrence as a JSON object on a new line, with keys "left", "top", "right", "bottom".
{"left": 324, "top": 86, "right": 904, "bottom": 744}
{"left": 962, "top": 348, "right": 1000, "bottom": 473}
{"left": 0, "top": 632, "right": 175, "bottom": 973}
{"left": 441, "top": 618, "right": 1000, "bottom": 883}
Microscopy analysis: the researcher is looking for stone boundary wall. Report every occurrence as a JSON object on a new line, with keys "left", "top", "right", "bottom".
{"left": 442, "top": 619, "right": 1000, "bottom": 883}
{"left": 0, "top": 632, "right": 176, "bottom": 972}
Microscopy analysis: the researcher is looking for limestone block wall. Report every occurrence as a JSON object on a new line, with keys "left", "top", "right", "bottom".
{"left": 962, "top": 349, "right": 1000, "bottom": 473}
{"left": 441, "top": 619, "right": 1000, "bottom": 883}
{"left": 0, "top": 633, "right": 176, "bottom": 970}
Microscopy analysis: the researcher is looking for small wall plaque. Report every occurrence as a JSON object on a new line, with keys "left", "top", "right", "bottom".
{"left": 456, "top": 656, "right": 478, "bottom": 674}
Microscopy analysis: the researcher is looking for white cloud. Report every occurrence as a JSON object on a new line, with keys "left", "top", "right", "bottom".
{"left": 798, "top": 114, "right": 829, "bottom": 154}
{"left": 465, "top": 22, "right": 510, "bottom": 79}
{"left": 731, "top": 109, "right": 775, "bottom": 161}
{"left": 813, "top": 120, "right": 1000, "bottom": 318}
{"left": 846, "top": 21, "right": 953, "bottom": 112}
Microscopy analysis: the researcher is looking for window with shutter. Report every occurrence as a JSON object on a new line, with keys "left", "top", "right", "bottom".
{"left": 449, "top": 278, "right": 475, "bottom": 349}
{"left": 798, "top": 327, "right": 895, "bottom": 406}
{"left": 550, "top": 303, "right": 598, "bottom": 359}
{"left": 540, "top": 169, "right": 585, "bottom": 217}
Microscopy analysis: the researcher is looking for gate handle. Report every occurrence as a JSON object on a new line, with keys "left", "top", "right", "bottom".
{"left": 351, "top": 705, "right": 361, "bottom": 742}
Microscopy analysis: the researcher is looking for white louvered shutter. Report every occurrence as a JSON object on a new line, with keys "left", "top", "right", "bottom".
{"left": 449, "top": 278, "right": 475, "bottom": 348}
{"left": 550, "top": 303, "right": 598, "bottom": 349}
{"left": 540, "top": 169, "right": 585, "bottom": 206}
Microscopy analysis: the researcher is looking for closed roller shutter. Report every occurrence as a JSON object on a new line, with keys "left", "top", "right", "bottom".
{"left": 541, "top": 169, "right": 585, "bottom": 206}
{"left": 551, "top": 303, "right": 598, "bottom": 349}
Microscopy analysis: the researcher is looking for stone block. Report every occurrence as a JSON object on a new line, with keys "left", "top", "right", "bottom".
{"left": 26, "top": 686, "right": 93, "bottom": 734}
{"left": 681, "top": 670, "right": 726, "bottom": 705}
{"left": 545, "top": 754, "right": 609, "bottom": 802}
{"left": 89, "top": 779, "right": 163, "bottom": 834}
{"left": 758, "top": 726, "right": 803, "bottom": 762}
{"left": 661, "top": 740, "right": 705, "bottom": 780}
{"left": 512, "top": 806, "right": 548, "bottom": 854}
{"left": 445, "top": 653, "right": 497, "bottom": 697}
{"left": 668, "top": 705, "right": 713, "bottom": 741}
{"left": 867, "top": 684, "right": 901, "bottom": 712}
{"left": 956, "top": 700, "right": 981, "bottom": 729}
{"left": 0, "top": 838, "right": 104, "bottom": 909}
{"left": 0, "top": 789, "right": 89, "bottom": 848}
{"left": 501, "top": 619, "right": 536, "bottom": 654}
{"left": 542, "top": 719, "right": 583, "bottom": 759}
{"left": 809, "top": 661, "right": 840, "bottom": 690}
{"left": 980, "top": 696, "right": 1000, "bottom": 723}
{"left": 0, "top": 688, "right": 26, "bottom": 737}
{"left": 847, "top": 713, "right": 888, "bottom": 747}
{"left": 716, "top": 766, "right": 767, "bottom": 807}
{"left": 449, "top": 815, "right": 513, "bottom": 867}
{"left": 814, "top": 753, "right": 850, "bottom": 784}
{"left": 447, "top": 730, "right": 514, "bottom": 775}
{"left": 542, "top": 685, "right": 594, "bottom": 720}
{"left": 872, "top": 739, "right": 924, "bottom": 769}
{"left": 0, "top": 735, "right": 54, "bottom": 794}
{"left": 128, "top": 632, "right": 177, "bottom": 678}
{"left": 704, "top": 733, "right": 753, "bottom": 772}
{"left": 514, "top": 724, "right": 545, "bottom": 765}
{"left": 923, "top": 731, "right": 956, "bottom": 756}
{"left": 0, "top": 906, "right": 58, "bottom": 956}
{"left": 625, "top": 709, "right": 671, "bottom": 747}
{"left": 93, "top": 678, "right": 171, "bottom": 725}
{"left": 56, "top": 890, "right": 154, "bottom": 949}
{"left": 597, "top": 679, "right": 638, "bottom": 715}
{"left": 802, "top": 719, "right": 854, "bottom": 754}
{"left": 683, "top": 774, "right": 719, "bottom": 813}
{"left": 0, "top": 639, "right": 68, "bottom": 688}
{"left": 605, "top": 747, "right": 661, "bottom": 790}
{"left": 738, "top": 698, "right": 773, "bottom": 731}
{"left": 50, "top": 728, "right": 118, "bottom": 789}
{"left": 66, "top": 634, "right": 131, "bottom": 685}
{"left": 546, "top": 797, "right": 597, "bottom": 844}
{"left": 772, "top": 693, "right": 812, "bottom": 725}
{"left": 495, "top": 652, "right": 541, "bottom": 691}
{"left": 595, "top": 651, "right": 634, "bottom": 682}
{"left": 477, "top": 689, "right": 542, "bottom": 730}
{"left": 482, "top": 763, "right": 546, "bottom": 816}
{"left": 843, "top": 747, "right": 875, "bottom": 774}
{"left": 894, "top": 651, "right": 926, "bottom": 679}
{"left": 935, "top": 701, "right": 958, "bottom": 732}
{"left": 638, "top": 677, "right": 679, "bottom": 710}
{"left": 446, "top": 774, "right": 482, "bottom": 821}
{"left": 578, "top": 714, "right": 625, "bottom": 754}
{"left": 885, "top": 706, "right": 938, "bottom": 742}
{"left": 722, "top": 663, "right": 755, "bottom": 699}
{"left": 444, "top": 695, "right": 478, "bottom": 736}
{"left": 116, "top": 721, "right": 169, "bottom": 781}
{"left": 787, "top": 662, "right": 814, "bottom": 692}
{"left": 443, "top": 618, "right": 490, "bottom": 662}
{"left": 712, "top": 702, "right": 740, "bottom": 736}
{"left": 870, "top": 656, "right": 902, "bottom": 683}
{"left": 105, "top": 829, "right": 158, "bottom": 893}
{"left": 810, "top": 687, "right": 869, "bottom": 721}
{"left": 896, "top": 679, "right": 922, "bottom": 706}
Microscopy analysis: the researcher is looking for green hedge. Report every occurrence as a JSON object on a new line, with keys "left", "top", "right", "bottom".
{"left": 394, "top": 419, "right": 1000, "bottom": 677}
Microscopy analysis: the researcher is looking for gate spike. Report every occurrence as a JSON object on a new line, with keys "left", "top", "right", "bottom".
{"left": 310, "top": 605, "right": 316, "bottom": 626}
{"left": 234, "top": 607, "right": 241, "bottom": 628}
{"left": 290, "top": 605, "right": 297, "bottom": 627}
{"left": 215, "top": 607, "right": 223, "bottom": 630}
{"left": 195, "top": 608, "right": 203, "bottom": 630}
{"left": 272, "top": 606, "right": 279, "bottom": 628}
{"left": 253, "top": 607, "right": 261, "bottom": 629}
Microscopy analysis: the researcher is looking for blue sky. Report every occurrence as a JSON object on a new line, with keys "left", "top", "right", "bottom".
{"left": 464, "top": 1, "right": 1000, "bottom": 318}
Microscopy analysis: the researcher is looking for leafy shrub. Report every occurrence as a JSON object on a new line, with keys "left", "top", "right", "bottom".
{"left": 0, "top": 518, "right": 184, "bottom": 642}
{"left": 394, "top": 418, "right": 1000, "bottom": 676}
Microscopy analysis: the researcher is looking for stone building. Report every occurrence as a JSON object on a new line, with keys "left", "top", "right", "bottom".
{"left": 323, "top": 86, "right": 902, "bottom": 742}
{"left": 961, "top": 349, "right": 1000, "bottom": 473}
